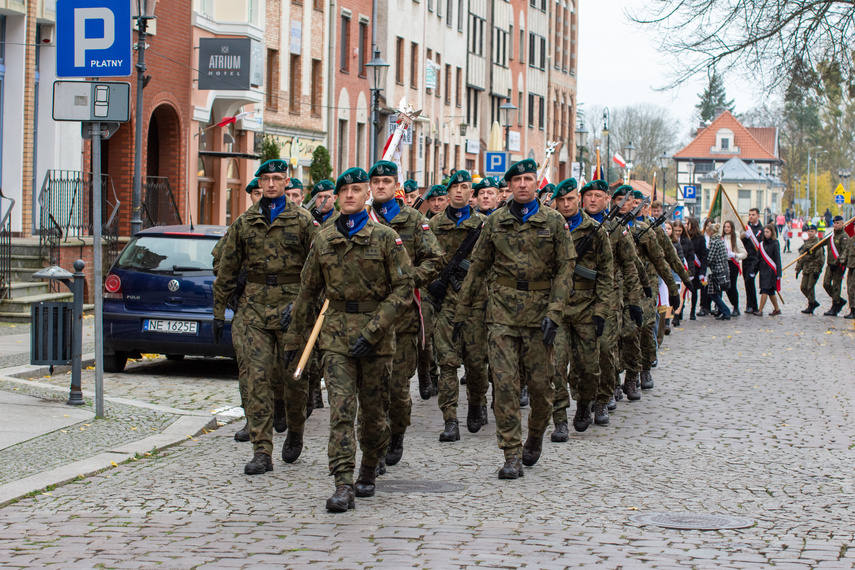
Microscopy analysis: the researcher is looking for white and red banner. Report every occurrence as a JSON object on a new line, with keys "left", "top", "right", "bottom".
{"left": 613, "top": 153, "right": 627, "bottom": 168}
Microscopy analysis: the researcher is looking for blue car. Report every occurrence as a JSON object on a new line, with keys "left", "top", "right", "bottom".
{"left": 103, "top": 225, "right": 235, "bottom": 372}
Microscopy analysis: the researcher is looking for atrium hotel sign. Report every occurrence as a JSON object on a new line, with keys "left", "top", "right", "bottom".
{"left": 198, "top": 38, "right": 263, "bottom": 91}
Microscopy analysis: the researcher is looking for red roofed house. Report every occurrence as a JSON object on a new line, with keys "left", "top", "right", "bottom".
{"left": 672, "top": 109, "right": 783, "bottom": 217}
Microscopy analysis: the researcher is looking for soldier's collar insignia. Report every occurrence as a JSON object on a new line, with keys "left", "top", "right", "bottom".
{"left": 346, "top": 218, "right": 355, "bottom": 228}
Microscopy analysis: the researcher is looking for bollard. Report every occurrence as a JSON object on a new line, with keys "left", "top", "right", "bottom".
{"left": 68, "top": 260, "right": 85, "bottom": 405}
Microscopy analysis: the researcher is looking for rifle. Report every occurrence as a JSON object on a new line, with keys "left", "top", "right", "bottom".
{"left": 425, "top": 221, "right": 485, "bottom": 309}
{"left": 308, "top": 195, "right": 330, "bottom": 223}
{"left": 410, "top": 186, "right": 433, "bottom": 213}
{"left": 609, "top": 197, "right": 650, "bottom": 236}
{"left": 573, "top": 193, "right": 631, "bottom": 258}
{"left": 631, "top": 202, "right": 672, "bottom": 244}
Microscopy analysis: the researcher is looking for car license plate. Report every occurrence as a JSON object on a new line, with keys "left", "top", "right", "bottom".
{"left": 143, "top": 319, "right": 198, "bottom": 334}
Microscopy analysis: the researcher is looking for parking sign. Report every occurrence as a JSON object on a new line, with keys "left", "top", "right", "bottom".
{"left": 485, "top": 152, "right": 508, "bottom": 176}
{"left": 56, "top": 0, "right": 132, "bottom": 78}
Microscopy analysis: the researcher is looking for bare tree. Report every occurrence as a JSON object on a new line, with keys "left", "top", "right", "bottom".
{"left": 628, "top": 0, "right": 855, "bottom": 91}
{"left": 609, "top": 104, "right": 681, "bottom": 183}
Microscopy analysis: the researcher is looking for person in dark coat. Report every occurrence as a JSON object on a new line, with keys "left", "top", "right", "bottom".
{"left": 685, "top": 217, "right": 707, "bottom": 320}
{"left": 704, "top": 223, "right": 732, "bottom": 320}
{"left": 755, "top": 224, "right": 782, "bottom": 316}
{"left": 672, "top": 220, "right": 694, "bottom": 326}
{"left": 742, "top": 208, "right": 764, "bottom": 314}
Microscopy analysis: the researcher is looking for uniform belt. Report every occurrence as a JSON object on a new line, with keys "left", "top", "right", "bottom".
{"left": 495, "top": 276, "right": 552, "bottom": 291}
{"left": 247, "top": 273, "right": 302, "bottom": 285}
{"left": 328, "top": 300, "right": 381, "bottom": 313}
{"left": 572, "top": 279, "right": 596, "bottom": 291}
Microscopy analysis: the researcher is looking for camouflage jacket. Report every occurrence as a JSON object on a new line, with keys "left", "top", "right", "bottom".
{"left": 285, "top": 219, "right": 414, "bottom": 357}
{"left": 319, "top": 208, "right": 340, "bottom": 229}
{"left": 565, "top": 212, "right": 614, "bottom": 322}
{"left": 373, "top": 202, "right": 443, "bottom": 333}
{"left": 604, "top": 220, "right": 644, "bottom": 308}
{"left": 428, "top": 206, "right": 487, "bottom": 306}
{"left": 454, "top": 204, "right": 575, "bottom": 327}
{"left": 630, "top": 220, "right": 678, "bottom": 296}
{"left": 655, "top": 225, "right": 692, "bottom": 283}
{"left": 796, "top": 236, "right": 824, "bottom": 274}
{"left": 827, "top": 229, "right": 850, "bottom": 268}
{"left": 213, "top": 199, "right": 319, "bottom": 327}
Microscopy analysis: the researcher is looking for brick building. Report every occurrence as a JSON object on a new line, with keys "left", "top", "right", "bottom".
{"left": 546, "top": 0, "right": 578, "bottom": 182}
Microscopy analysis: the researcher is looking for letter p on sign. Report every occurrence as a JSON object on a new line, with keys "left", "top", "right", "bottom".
{"left": 74, "top": 8, "right": 114, "bottom": 67}
{"left": 56, "top": 0, "right": 131, "bottom": 78}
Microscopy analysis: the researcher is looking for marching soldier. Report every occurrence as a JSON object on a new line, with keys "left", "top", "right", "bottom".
{"left": 845, "top": 229, "right": 855, "bottom": 319}
{"left": 368, "top": 161, "right": 443, "bottom": 467}
{"left": 538, "top": 183, "right": 555, "bottom": 204}
{"left": 284, "top": 167, "right": 414, "bottom": 512}
{"left": 426, "top": 170, "right": 490, "bottom": 442}
{"left": 311, "top": 180, "right": 339, "bottom": 226}
{"left": 496, "top": 178, "right": 511, "bottom": 205}
{"left": 549, "top": 178, "right": 614, "bottom": 433}
{"left": 823, "top": 216, "right": 850, "bottom": 316}
{"left": 796, "top": 224, "right": 824, "bottom": 314}
{"left": 649, "top": 200, "right": 693, "bottom": 344}
{"left": 454, "top": 159, "right": 574, "bottom": 479}
{"left": 213, "top": 159, "right": 319, "bottom": 475}
{"left": 474, "top": 177, "right": 499, "bottom": 215}
{"left": 425, "top": 185, "right": 448, "bottom": 218}
{"left": 403, "top": 179, "right": 419, "bottom": 208}
{"left": 284, "top": 177, "right": 304, "bottom": 204}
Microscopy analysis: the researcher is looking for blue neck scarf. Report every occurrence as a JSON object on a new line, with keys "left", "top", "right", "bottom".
{"left": 520, "top": 199, "right": 539, "bottom": 223}
{"left": 377, "top": 199, "right": 401, "bottom": 223}
{"left": 268, "top": 195, "right": 288, "bottom": 223}
{"left": 566, "top": 211, "right": 583, "bottom": 232}
{"left": 627, "top": 219, "right": 635, "bottom": 228}
{"left": 341, "top": 210, "right": 368, "bottom": 237}
{"left": 448, "top": 205, "right": 471, "bottom": 226}
{"left": 480, "top": 208, "right": 495, "bottom": 216}
{"left": 636, "top": 215, "right": 645, "bottom": 222}
{"left": 322, "top": 208, "right": 335, "bottom": 222}
{"left": 589, "top": 210, "right": 605, "bottom": 223}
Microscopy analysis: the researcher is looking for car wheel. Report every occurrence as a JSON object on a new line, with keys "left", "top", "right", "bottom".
{"left": 165, "top": 354, "right": 185, "bottom": 361}
{"left": 104, "top": 351, "right": 128, "bottom": 373}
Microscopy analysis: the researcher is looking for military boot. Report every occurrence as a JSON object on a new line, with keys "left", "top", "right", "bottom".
{"left": 551, "top": 420, "right": 569, "bottom": 442}
{"left": 460, "top": 373, "right": 467, "bottom": 385}
{"left": 439, "top": 419, "right": 460, "bottom": 442}
{"left": 273, "top": 398, "right": 287, "bottom": 433}
{"left": 593, "top": 401, "right": 610, "bottom": 425}
{"left": 613, "top": 382, "right": 624, "bottom": 402}
{"left": 824, "top": 301, "right": 843, "bottom": 316}
{"left": 385, "top": 433, "right": 405, "bottom": 466}
{"left": 519, "top": 385, "right": 530, "bottom": 408}
{"left": 623, "top": 373, "right": 641, "bottom": 401}
{"left": 281, "top": 430, "right": 303, "bottom": 463}
{"left": 466, "top": 403, "right": 484, "bottom": 433}
{"left": 497, "top": 457, "right": 524, "bottom": 479}
{"left": 234, "top": 422, "right": 250, "bottom": 442}
{"left": 244, "top": 452, "right": 273, "bottom": 475}
{"left": 375, "top": 458, "right": 387, "bottom": 476}
{"left": 521, "top": 435, "right": 543, "bottom": 466}
{"left": 312, "top": 388, "right": 324, "bottom": 409}
{"left": 326, "top": 485, "right": 355, "bottom": 512}
{"left": 418, "top": 365, "right": 432, "bottom": 400}
{"left": 479, "top": 405, "right": 489, "bottom": 427}
{"left": 354, "top": 463, "right": 377, "bottom": 498}
{"left": 573, "top": 400, "right": 593, "bottom": 432}
{"left": 607, "top": 395, "right": 617, "bottom": 411}
{"left": 430, "top": 374, "right": 439, "bottom": 397}
{"left": 846, "top": 309, "right": 855, "bottom": 320}
{"left": 640, "top": 370, "right": 654, "bottom": 390}
{"left": 305, "top": 397, "right": 314, "bottom": 419}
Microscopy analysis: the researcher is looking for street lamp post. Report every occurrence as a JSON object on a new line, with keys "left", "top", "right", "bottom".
{"left": 793, "top": 175, "right": 801, "bottom": 217}
{"left": 499, "top": 99, "right": 517, "bottom": 153}
{"left": 574, "top": 122, "right": 589, "bottom": 179}
{"left": 658, "top": 152, "right": 670, "bottom": 201}
{"left": 365, "top": 49, "right": 389, "bottom": 166}
{"left": 624, "top": 141, "right": 636, "bottom": 182}
{"left": 686, "top": 160, "right": 695, "bottom": 217}
{"left": 602, "top": 108, "right": 610, "bottom": 184}
{"left": 815, "top": 150, "right": 827, "bottom": 218}
{"left": 130, "top": 0, "right": 158, "bottom": 237}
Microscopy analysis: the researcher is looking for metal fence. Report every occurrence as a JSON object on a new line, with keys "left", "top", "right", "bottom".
{"left": 142, "top": 176, "right": 182, "bottom": 228}
{"left": 0, "top": 189, "right": 15, "bottom": 299}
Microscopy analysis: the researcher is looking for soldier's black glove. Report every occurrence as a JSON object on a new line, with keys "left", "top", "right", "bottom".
{"left": 628, "top": 305, "right": 643, "bottom": 328}
{"left": 427, "top": 279, "right": 448, "bottom": 302}
{"left": 643, "top": 286, "right": 653, "bottom": 298}
{"left": 593, "top": 315, "right": 605, "bottom": 337}
{"left": 283, "top": 349, "right": 298, "bottom": 367}
{"left": 669, "top": 294, "right": 680, "bottom": 308}
{"left": 212, "top": 319, "right": 225, "bottom": 344}
{"left": 350, "top": 335, "right": 375, "bottom": 359}
{"left": 280, "top": 303, "right": 293, "bottom": 332}
{"left": 452, "top": 321, "right": 464, "bottom": 343}
{"left": 541, "top": 317, "right": 558, "bottom": 346}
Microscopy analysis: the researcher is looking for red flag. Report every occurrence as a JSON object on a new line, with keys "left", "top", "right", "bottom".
{"left": 216, "top": 111, "right": 254, "bottom": 128}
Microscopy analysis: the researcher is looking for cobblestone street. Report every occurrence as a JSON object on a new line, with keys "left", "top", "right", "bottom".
{"left": 1, "top": 250, "right": 854, "bottom": 568}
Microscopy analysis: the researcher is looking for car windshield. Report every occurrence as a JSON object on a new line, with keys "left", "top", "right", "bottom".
{"left": 115, "top": 236, "right": 217, "bottom": 272}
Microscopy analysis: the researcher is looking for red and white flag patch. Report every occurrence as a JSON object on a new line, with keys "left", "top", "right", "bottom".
{"left": 422, "top": 223, "right": 430, "bottom": 230}
{"left": 395, "top": 238, "right": 403, "bottom": 245}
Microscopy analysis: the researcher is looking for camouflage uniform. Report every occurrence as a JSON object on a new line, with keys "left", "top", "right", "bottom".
{"left": 653, "top": 224, "right": 692, "bottom": 346}
{"left": 796, "top": 236, "right": 824, "bottom": 305}
{"left": 213, "top": 199, "right": 319, "bottom": 457}
{"left": 373, "top": 201, "right": 442, "bottom": 436}
{"left": 455, "top": 204, "right": 574, "bottom": 460}
{"left": 284, "top": 219, "right": 414, "bottom": 486}
{"left": 552, "top": 212, "right": 614, "bottom": 422}
{"left": 846, "top": 238, "right": 855, "bottom": 310}
{"left": 823, "top": 229, "right": 849, "bottom": 306}
{"left": 429, "top": 206, "right": 490, "bottom": 423}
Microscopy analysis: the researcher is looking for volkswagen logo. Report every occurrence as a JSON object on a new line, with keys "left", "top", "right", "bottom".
{"left": 167, "top": 279, "right": 180, "bottom": 292}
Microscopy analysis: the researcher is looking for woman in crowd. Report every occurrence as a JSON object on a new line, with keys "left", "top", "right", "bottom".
{"left": 664, "top": 222, "right": 686, "bottom": 327}
{"left": 755, "top": 224, "right": 782, "bottom": 316}
{"left": 704, "top": 222, "right": 732, "bottom": 320}
{"left": 672, "top": 220, "right": 694, "bottom": 327}
{"left": 685, "top": 217, "right": 707, "bottom": 320}
{"left": 721, "top": 220, "right": 747, "bottom": 316}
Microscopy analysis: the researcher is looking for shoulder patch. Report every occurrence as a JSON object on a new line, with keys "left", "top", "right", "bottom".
{"left": 313, "top": 220, "right": 319, "bottom": 226}
{"left": 422, "top": 223, "right": 430, "bottom": 230}
{"left": 395, "top": 237, "right": 403, "bottom": 245}
{"left": 564, "top": 222, "right": 569, "bottom": 230}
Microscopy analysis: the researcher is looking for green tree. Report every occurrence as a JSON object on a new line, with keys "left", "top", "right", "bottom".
{"left": 309, "top": 145, "right": 333, "bottom": 187}
{"left": 259, "top": 135, "right": 281, "bottom": 162}
{"left": 695, "top": 70, "right": 735, "bottom": 122}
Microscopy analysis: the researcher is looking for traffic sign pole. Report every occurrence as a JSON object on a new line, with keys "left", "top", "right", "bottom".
{"left": 87, "top": 120, "right": 105, "bottom": 418}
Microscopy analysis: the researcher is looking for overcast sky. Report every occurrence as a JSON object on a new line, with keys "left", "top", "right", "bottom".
{"left": 576, "top": 0, "right": 766, "bottom": 137}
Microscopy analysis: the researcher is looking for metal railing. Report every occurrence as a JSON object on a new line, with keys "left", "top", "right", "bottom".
{"left": 0, "top": 188, "right": 15, "bottom": 299}
{"left": 38, "top": 170, "right": 122, "bottom": 280}
{"left": 142, "top": 176, "right": 182, "bottom": 228}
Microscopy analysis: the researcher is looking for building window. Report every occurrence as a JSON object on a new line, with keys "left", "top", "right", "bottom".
{"left": 540, "top": 37, "right": 546, "bottom": 69}
{"left": 426, "top": 48, "right": 433, "bottom": 94}
{"left": 428, "top": 0, "right": 433, "bottom": 12}
{"left": 314, "top": 0, "right": 324, "bottom": 10}
{"left": 458, "top": 0, "right": 464, "bottom": 30}
{"left": 411, "top": 42, "right": 419, "bottom": 88}
{"left": 396, "top": 37, "right": 404, "bottom": 84}
{"left": 456, "top": 67, "right": 462, "bottom": 107}
{"left": 538, "top": 95, "right": 544, "bottom": 129}
{"left": 446, "top": 0, "right": 453, "bottom": 26}
{"left": 338, "top": 120, "right": 349, "bottom": 172}
{"left": 466, "top": 88, "right": 479, "bottom": 127}
{"left": 528, "top": 93, "right": 535, "bottom": 127}
{"left": 756, "top": 190, "right": 764, "bottom": 210}
{"left": 356, "top": 123, "right": 365, "bottom": 169}
{"left": 519, "top": 29, "right": 525, "bottom": 63}
{"left": 358, "top": 22, "right": 367, "bottom": 76}
{"left": 737, "top": 189, "right": 751, "bottom": 213}
{"left": 311, "top": 59, "right": 322, "bottom": 117}
{"left": 340, "top": 15, "right": 350, "bottom": 72}
{"left": 444, "top": 64, "right": 451, "bottom": 104}
{"left": 435, "top": 53, "right": 441, "bottom": 98}
{"left": 509, "top": 25, "right": 514, "bottom": 60}
{"left": 437, "top": 0, "right": 442, "bottom": 17}
{"left": 529, "top": 32, "right": 535, "bottom": 68}
{"left": 266, "top": 49, "right": 279, "bottom": 110}
{"left": 518, "top": 91, "right": 523, "bottom": 126}
{"left": 721, "top": 138, "right": 730, "bottom": 150}
{"left": 290, "top": 55, "right": 301, "bottom": 113}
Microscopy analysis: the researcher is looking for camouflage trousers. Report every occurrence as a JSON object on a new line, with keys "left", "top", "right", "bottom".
{"left": 620, "top": 295, "right": 655, "bottom": 374}
{"left": 231, "top": 315, "right": 251, "bottom": 409}
{"left": 552, "top": 319, "right": 600, "bottom": 424}
{"left": 305, "top": 348, "right": 323, "bottom": 403}
{"left": 243, "top": 323, "right": 307, "bottom": 456}
{"left": 434, "top": 304, "right": 489, "bottom": 421}
{"left": 848, "top": 270, "right": 855, "bottom": 308}
{"left": 800, "top": 272, "right": 820, "bottom": 304}
{"left": 640, "top": 295, "right": 658, "bottom": 370}
{"left": 324, "top": 352, "right": 391, "bottom": 487}
{"left": 823, "top": 266, "right": 845, "bottom": 304}
{"left": 488, "top": 324, "right": 555, "bottom": 459}
{"left": 597, "top": 313, "right": 620, "bottom": 403}
{"left": 387, "top": 332, "right": 416, "bottom": 434}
